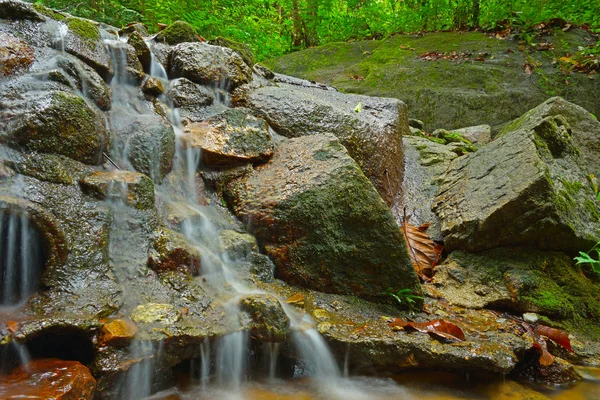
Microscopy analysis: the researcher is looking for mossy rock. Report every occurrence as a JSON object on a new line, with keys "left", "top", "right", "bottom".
{"left": 147, "top": 228, "right": 202, "bottom": 275}
{"left": 239, "top": 294, "right": 290, "bottom": 342}
{"left": 1, "top": 0, "right": 46, "bottom": 21}
{"left": 31, "top": 3, "right": 66, "bottom": 21}
{"left": 219, "top": 229, "right": 258, "bottom": 259}
{"left": 210, "top": 37, "right": 255, "bottom": 68}
{"left": 127, "top": 31, "right": 151, "bottom": 73}
{"left": 4, "top": 90, "right": 110, "bottom": 165}
{"left": 79, "top": 171, "right": 156, "bottom": 210}
{"left": 155, "top": 21, "right": 199, "bottom": 45}
{"left": 66, "top": 17, "right": 100, "bottom": 45}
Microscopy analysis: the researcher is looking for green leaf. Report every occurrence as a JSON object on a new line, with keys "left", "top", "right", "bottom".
{"left": 354, "top": 102, "right": 362, "bottom": 113}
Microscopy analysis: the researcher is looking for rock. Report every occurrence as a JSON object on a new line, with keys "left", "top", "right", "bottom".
{"left": 53, "top": 55, "right": 111, "bottom": 111}
{"left": 239, "top": 294, "right": 290, "bottom": 342}
{"left": 266, "top": 31, "right": 600, "bottom": 132}
{"left": 201, "top": 164, "right": 254, "bottom": 196}
{"left": 99, "top": 319, "right": 138, "bottom": 347}
{"left": 109, "top": 112, "right": 175, "bottom": 182}
{"left": 0, "top": 0, "right": 45, "bottom": 21}
{"left": 408, "top": 118, "right": 424, "bottom": 130}
{"left": 209, "top": 37, "right": 255, "bottom": 68}
{"left": 2, "top": 90, "right": 110, "bottom": 164}
{"left": 127, "top": 31, "right": 151, "bottom": 73}
{"left": 512, "top": 355, "right": 582, "bottom": 385}
{"left": 183, "top": 108, "right": 274, "bottom": 166}
{"left": 155, "top": 20, "right": 199, "bottom": 45}
{"left": 401, "top": 136, "right": 458, "bottom": 240}
{"left": 450, "top": 124, "right": 492, "bottom": 147}
{"left": 9, "top": 151, "right": 93, "bottom": 185}
{"left": 499, "top": 96, "right": 600, "bottom": 176}
{"left": 142, "top": 77, "right": 165, "bottom": 96}
{"left": 80, "top": 171, "right": 155, "bottom": 210}
{"left": 147, "top": 228, "right": 202, "bottom": 275}
{"left": 0, "top": 32, "right": 35, "bottom": 77}
{"left": 523, "top": 313, "right": 540, "bottom": 324}
{"left": 64, "top": 16, "right": 112, "bottom": 78}
{"left": 219, "top": 230, "right": 258, "bottom": 259}
{"left": 0, "top": 359, "right": 96, "bottom": 399}
{"left": 225, "top": 134, "right": 421, "bottom": 300}
{"left": 253, "top": 64, "right": 274, "bottom": 80}
{"left": 130, "top": 303, "right": 180, "bottom": 325}
{"left": 235, "top": 77, "right": 408, "bottom": 206}
{"left": 433, "top": 107, "right": 600, "bottom": 253}
{"left": 119, "top": 22, "right": 149, "bottom": 37}
{"left": 432, "top": 129, "right": 477, "bottom": 152}
{"left": 167, "top": 77, "right": 216, "bottom": 122}
{"left": 168, "top": 42, "right": 252, "bottom": 90}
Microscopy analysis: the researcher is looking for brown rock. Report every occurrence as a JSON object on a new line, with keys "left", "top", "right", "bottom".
{"left": 99, "top": 319, "right": 138, "bottom": 347}
{"left": 0, "top": 32, "right": 34, "bottom": 77}
{"left": 80, "top": 171, "right": 155, "bottom": 210}
{"left": 147, "top": 228, "right": 202, "bottom": 275}
{"left": 0, "top": 358, "right": 96, "bottom": 399}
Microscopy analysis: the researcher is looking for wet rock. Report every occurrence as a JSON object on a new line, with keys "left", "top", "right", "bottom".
{"left": 130, "top": 303, "right": 180, "bottom": 325}
{"left": 408, "top": 118, "right": 424, "bottom": 130}
{"left": 512, "top": 354, "right": 582, "bottom": 385}
{"left": 110, "top": 112, "right": 175, "bottom": 182}
{"left": 80, "top": 171, "right": 155, "bottom": 210}
{"left": 0, "top": 0, "right": 45, "bottom": 21}
{"left": 234, "top": 76, "right": 408, "bottom": 206}
{"left": 167, "top": 77, "right": 216, "bottom": 122}
{"left": 499, "top": 96, "right": 600, "bottom": 176}
{"left": 183, "top": 108, "right": 274, "bottom": 166}
{"left": 99, "top": 319, "right": 138, "bottom": 347}
{"left": 209, "top": 37, "right": 255, "bottom": 68}
{"left": 450, "top": 124, "right": 492, "bottom": 147}
{"left": 201, "top": 164, "right": 253, "bottom": 196}
{"left": 219, "top": 229, "right": 258, "bottom": 259}
{"left": 168, "top": 42, "right": 252, "bottom": 90}
{"left": 225, "top": 134, "right": 420, "bottom": 301}
{"left": 53, "top": 55, "right": 111, "bottom": 110}
{"left": 523, "top": 313, "right": 540, "bottom": 324}
{"left": 147, "top": 228, "right": 202, "bottom": 275}
{"left": 9, "top": 152, "right": 93, "bottom": 185}
{"left": 401, "top": 136, "right": 458, "bottom": 240}
{"left": 155, "top": 20, "right": 199, "bottom": 45}
{"left": 239, "top": 294, "right": 290, "bottom": 342}
{"left": 127, "top": 31, "right": 151, "bottom": 72}
{"left": 433, "top": 107, "right": 600, "bottom": 253}
{"left": 119, "top": 22, "right": 149, "bottom": 37}
{"left": 142, "top": 77, "right": 165, "bottom": 96}
{"left": 2, "top": 90, "right": 110, "bottom": 164}
{"left": 0, "top": 32, "right": 35, "bottom": 77}
{"left": 0, "top": 358, "right": 96, "bottom": 399}
{"left": 64, "top": 16, "right": 112, "bottom": 78}
{"left": 253, "top": 64, "right": 274, "bottom": 80}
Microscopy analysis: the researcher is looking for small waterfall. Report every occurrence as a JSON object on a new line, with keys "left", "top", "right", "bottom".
{"left": 54, "top": 22, "right": 68, "bottom": 54}
{"left": 0, "top": 340, "right": 31, "bottom": 375}
{"left": 199, "top": 338, "right": 211, "bottom": 390}
{"left": 293, "top": 328, "right": 341, "bottom": 380}
{"left": 216, "top": 331, "right": 248, "bottom": 390}
{"left": 267, "top": 342, "right": 280, "bottom": 381}
{"left": 119, "top": 341, "right": 163, "bottom": 399}
{"left": 0, "top": 210, "right": 45, "bottom": 307}
{"left": 147, "top": 43, "right": 168, "bottom": 80}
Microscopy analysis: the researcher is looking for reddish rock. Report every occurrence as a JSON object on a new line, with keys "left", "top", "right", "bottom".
{"left": 0, "top": 358, "right": 96, "bottom": 399}
{"left": 0, "top": 32, "right": 34, "bottom": 77}
{"left": 99, "top": 319, "right": 137, "bottom": 347}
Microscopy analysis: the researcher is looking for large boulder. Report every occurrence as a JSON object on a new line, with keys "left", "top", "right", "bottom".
{"left": 498, "top": 96, "right": 600, "bottom": 176}
{"left": 64, "top": 16, "right": 112, "bottom": 78}
{"left": 182, "top": 108, "right": 274, "bottom": 166}
{"left": 79, "top": 171, "right": 155, "bottom": 210}
{"left": 225, "top": 134, "right": 421, "bottom": 300}
{"left": 209, "top": 37, "right": 255, "bottom": 68}
{"left": 433, "top": 105, "right": 600, "bottom": 253}
{"left": 0, "top": 359, "right": 96, "bottom": 399}
{"left": 167, "top": 77, "right": 218, "bottom": 123}
{"left": 234, "top": 75, "right": 408, "bottom": 206}
{"left": 1, "top": 90, "right": 110, "bottom": 165}
{"left": 155, "top": 20, "right": 199, "bottom": 45}
{"left": 168, "top": 42, "right": 252, "bottom": 90}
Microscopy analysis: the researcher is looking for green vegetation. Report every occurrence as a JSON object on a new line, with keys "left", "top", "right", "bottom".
{"left": 575, "top": 242, "right": 600, "bottom": 275}
{"left": 383, "top": 287, "right": 423, "bottom": 310}
{"left": 34, "top": 0, "right": 600, "bottom": 61}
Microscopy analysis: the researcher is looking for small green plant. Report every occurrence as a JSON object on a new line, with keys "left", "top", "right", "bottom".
{"left": 574, "top": 243, "right": 600, "bottom": 275}
{"left": 383, "top": 287, "right": 423, "bottom": 309}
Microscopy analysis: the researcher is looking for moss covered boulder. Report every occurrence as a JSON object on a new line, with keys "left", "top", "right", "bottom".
{"left": 64, "top": 16, "right": 111, "bottom": 78}
{"left": 209, "top": 37, "right": 255, "bottom": 68}
{"left": 79, "top": 171, "right": 155, "bottom": 210}
{"left": 155, "top": 20, "right": 199, "bottom": 45}
{"left": 498, "top": 96, "right": 600, "bottom": 176}
{"left": 433, "top": 102, "right": 600, "bottom": 253}
{"left": 54, "top": 55, "right": 111, "bottom": 111}
{"left": 3, "top": 90, "right": 110, "bottom": 164}
{"left": 225, "top": 133, "right": 421, "bottom": 301}
{"left": 127, "top": 31, "right": 152, "bottom": 73}
{"left": 168, "top": 42, "right": 252, "bottom": 90}
{"left": 234, "top": 76, "right": 408, "bottom": 206}
{"left": 183, "top": 108, "right": 274, "bottom": 166}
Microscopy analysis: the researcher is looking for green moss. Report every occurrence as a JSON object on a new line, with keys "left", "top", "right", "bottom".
{"left": 66, "top": 17, "right": 100, "bottom": 45}
{"left": 584, "top": 199, "right": 600, "bottom": 222}
{"left": 155, "top": 21, "right": 199, "bottom": 45}
{"left": 32, "top": 3, "right": 66, "bottom": 20}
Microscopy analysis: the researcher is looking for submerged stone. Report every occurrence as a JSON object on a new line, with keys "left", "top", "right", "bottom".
{"left": 0, "top": 358, "right": 96, "bottom": 399}
{"left": 225, "top": 134, "right": 421, "bottom": 301}
{"left": 433, "top": 106, "right": 600, "bottom": 253}
{"left": 183, "top": 108, "right": 274, "bottom": 166}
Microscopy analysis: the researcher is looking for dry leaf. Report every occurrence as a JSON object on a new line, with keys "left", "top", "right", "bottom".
{"left": 401, "top": 209, "right": 443, "bottom": 281}
{"left": 388, "top": 318, "right": 465, "bottom": 342}
{"left": 535, "top": 325, "right": 574, "bottom": 352}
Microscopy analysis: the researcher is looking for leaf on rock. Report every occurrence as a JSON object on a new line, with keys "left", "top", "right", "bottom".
{"left": 522, "top": 322, "right": 556, "bottom": 366}
{"left": 401, "top": 211, "right": 443, "bottom": 281}
{"left": 535, "top": 325, "right": 574, "bottom": 353}
{"left": 387, "top": 318, "right": 465, "bottom": 342}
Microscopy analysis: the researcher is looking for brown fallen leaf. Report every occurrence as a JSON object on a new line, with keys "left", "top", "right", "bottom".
{"left": 401, "top": 209, "right": 443, "bottom": 281}
{"left": 7, "top": 320, "right": 19, "bottom": 334}
{"left": 286, "top": 293, "right": 305, "bottom": 307}
{"left": 522, "top": 322, "right": 556, "bottom": 366}
{"left": 535, "top": 325, "right": 574, "bottom": 353}
{"left": 388, "top": 317, "right": 466, "bottom": 342}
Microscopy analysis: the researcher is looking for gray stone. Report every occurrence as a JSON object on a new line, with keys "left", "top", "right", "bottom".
{"left": 80, "top": 171, "right": 155, "bottom": 210}
{"left": 450, "top": 124, "right": 492, "bottom": 147}
{"left": 433, "top": 107, "right": 600, "bottom": 253}
{"left": 54, "top": 55, "right": 111, "bottom": 110}
{"left": 167, "top": 77, "right": 217, "bottom": 123}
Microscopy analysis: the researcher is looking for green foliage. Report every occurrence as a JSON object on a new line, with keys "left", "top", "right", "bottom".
{"left": 574, "top": 243, "right": 600, "bottom": 275}
{"left": 383, "top": 287, "right": 423, "bottom": 309}
{"left": 34, "top": 0, "right": 600, "bottom": 61}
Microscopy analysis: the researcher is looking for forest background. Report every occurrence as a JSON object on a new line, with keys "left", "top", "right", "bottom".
{"left": 34, "top": 0, "right": 600, "bottom": 61}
